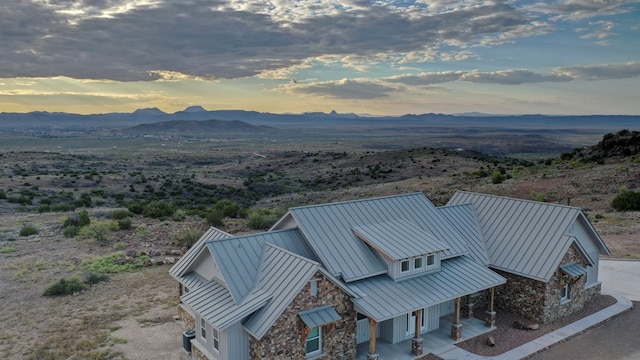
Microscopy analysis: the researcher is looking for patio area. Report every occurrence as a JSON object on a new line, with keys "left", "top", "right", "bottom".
{"left": 356, "top": 314, "right": 493, "bottom": 360}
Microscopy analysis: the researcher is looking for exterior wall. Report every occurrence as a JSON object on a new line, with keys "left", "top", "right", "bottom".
{"left": 385, "top": 254, "right": 441, "bottom": 280}
{"left": 572, "top": 216, "right": 602, "bottom": 285}
{"left": 178, "top": 303, "right": 196, "bottom": 330}
{"left": 249, "top": 271, "right": 356, "bottom": 360}
{"left": 494, "top": 243, "right": 600, "bottom": 324}
{"left": 191, "top": 250, "right": 222, "bottom": 282}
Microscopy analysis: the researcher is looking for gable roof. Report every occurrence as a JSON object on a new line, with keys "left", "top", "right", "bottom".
{"left": 352, "top": 220, "right": 449, "bottom": 260}
{"left": 207, "top": 228, "right": 317, "bottom": 304}
{"left": 281, "top": 192, "right": 470, "bottom": 282}
{"left": 447, "top": 191, "right": 606, "bottom": 282}
{"left": 242, "top": 243, "right": 322, "bottom": 339}
{"left": 169, "top": 226, "right": 232, "bottom": 281}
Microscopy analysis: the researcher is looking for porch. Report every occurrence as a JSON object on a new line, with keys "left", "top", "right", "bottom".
{"left": 356, "top": 314, "right": 494, "bottom": 360}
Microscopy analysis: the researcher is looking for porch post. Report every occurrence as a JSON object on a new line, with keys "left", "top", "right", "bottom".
{"left": 367, "top": 318, "right": 379, "bottom": 360}
{"left": 450, "top": 297, "right": 462, "bottom": 341}
{"left": 463, "top": 294, "right": 474, "bottom": 319}
{"left": 485, "top": 287, "right": 496, "bottom": 327}
{"left": 411, "top": 309, "right": 423, "bottom": 356}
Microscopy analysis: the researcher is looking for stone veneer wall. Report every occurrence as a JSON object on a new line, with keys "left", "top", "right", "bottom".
{"left": 494, "top": 243, "right": 597, "bottom": 324}
{"left": 178, "top": 303, "right": 196, "bottom": 330}
{"left": 249, "top": 271, "right": 356, "bottom": 360}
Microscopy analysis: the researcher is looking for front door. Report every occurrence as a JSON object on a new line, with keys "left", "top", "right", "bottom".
{"left": 406, "top": 309, "right": 425, "bottom": 337}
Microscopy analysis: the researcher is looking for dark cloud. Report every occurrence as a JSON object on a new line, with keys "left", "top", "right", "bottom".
{"left": 0, "top": 0, "right": 537, "bottom": 81}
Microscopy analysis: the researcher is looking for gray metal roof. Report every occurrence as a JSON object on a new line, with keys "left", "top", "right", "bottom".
{"left": 298, "top": 305, "right": 341, "bottom": 328}
{"left": 286, "top": 193, "right": 470, "bottom": 282}
{"left": 438, "top": 204, "right": 490, "bottom": 265}
{"left": 207, "top": 228, "right": 317, "bottom": 303}
{"left": 179, "top": 272, "right": 207, "bottom": 291}
{"left": 347, "top": 256, "right": 506, "bottom": 322}
{"left": 560, "top": 262, "right": 587, "bottom": 277}
{"left": 169, "top": 226, "right": 232, "bottom": 281}
{"left": 447, "top": 191, "right": 587, "bottom": 282}
{"left": 181, "top": 279, "right": 271, "bottom": 331}
{"left": 352, "top": 220, "right": 449, "bottom": 260}
{"left": 243, "top": 244, "right": 321, "bottom": 339}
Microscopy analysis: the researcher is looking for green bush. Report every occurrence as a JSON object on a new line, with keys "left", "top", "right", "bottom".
{"left": 85, "top": 272, "right": 109, "bottom": 285}
{"left": 213, "top": 199, "right": 240, "bottom": 218}
{"left": 117, "top": 217, "right": 132, "bottom": 230}
{"left": 111, "top": 209, "right": 132, "bottom": 220}
{"left": 142, "top": 201, "right": 174, "bottom": 219}
{"left": 174, "top": 228, "right": 203, "bottom": 248}
{"left": 491, "top": 170, "right": 506, "bottom": 184}
{"left": 246, "top": 210, "right": 279, "bottom": 230}
{"left": 0, "top": 190, "right": 6, "bottom": 199}
{"left": 205, "top": 209, "right": 225, "bottom": 227}
{"left": 43, "top": 277, "right": 86, "bottom": 296}
{"left": 19, "top": 225, "right": 39, "bottom": 237}
{"left": 63, "top": 225, "right": 80, "bottom": 238}
{"left": 63, "top": 210, "right": 91, "bottom": 228}
{"left": 611, "top": 190, "right": 640, "bottom": 211}
{"left": 80, "top": 221, "right": 118, "bottom": 242}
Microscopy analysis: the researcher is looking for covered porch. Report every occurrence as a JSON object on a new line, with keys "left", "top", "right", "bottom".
{"left": 356, "top": 313, "right": 494, "bottom": 360}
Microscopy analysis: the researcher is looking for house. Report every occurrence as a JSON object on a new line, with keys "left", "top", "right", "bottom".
{"left": 169, "top": 191, "right": 609, "bottom": 359}
{"left": 447, "top": 191, "right": 610, "bottom": 323}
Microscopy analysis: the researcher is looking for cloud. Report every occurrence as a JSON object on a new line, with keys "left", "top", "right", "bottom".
{"left": 556, "top": 61, "right": 640, "bottom": 80}
{"left": 283, "top": 78, "right": 396, "bottom": 99}
{"left": 384, "top": 71, "right": 464, "bottom": 85}
{"left": 525, "top": 0, "right": 636, "bottom": 21}
{"left": 460, "top": 69, "right": 573, "bottom": 84}
{"left": 0, "top": 0, "right": 540, "bottom": 81}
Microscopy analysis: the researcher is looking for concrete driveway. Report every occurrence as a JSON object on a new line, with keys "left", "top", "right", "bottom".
{"left": 599, "top": 259, "right": 640, "bottom": 300}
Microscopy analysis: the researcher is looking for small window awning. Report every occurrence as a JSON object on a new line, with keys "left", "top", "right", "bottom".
{"left": 560, "top": 262, "right": 587, "bottom": 278}
{"left": 298, "top": 305, "right": 341, "bottom": 328}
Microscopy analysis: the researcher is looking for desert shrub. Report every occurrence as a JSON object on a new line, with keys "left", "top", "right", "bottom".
{"left": 43, "top": 277, "right": 86, "bottom": 296}
{"left": 174, "top": 228, "right": 203, "bottom": 248}
{"left": 51, "top": 202, "right": 76, "bottom": 212}
{"left": 246, "top": 209, "right": 279, "bottom": 230}
{"left": 37, "top": 205, "right": 51, "bottom": 213}
{"left": 0, "top": 190, "right": 6, "bottom": 199}
{"left": 611, "top": 190, "right": 640, "bottom": 211}
{"left": 81, "top": 253, "right": 146, "bottom": 273}
{"left": 85, "top": 272, "right": 109, "bottom": 285}
{"left": 64, "top": 210, "right": 91, "bottom": 228}
{"left": 213, "top": 199, "right": 240, "bottom": 218}
{"left": 127, "top": 201, "right": 144, "bottom": 214}
{"left": 80, "top": 221, "right": 118, "bottom": 242}
{"left": 117, "top": 217, "right": 132, "bottom": 230}
{"left": 0, "top": 247, "right": 17, "bottom": 253}
{"left": 142, "top": 201, "right": 174, "bottom": 219}
{"left": 63, "top": 225, "right": 80, "bottom": 238}
{"left": 19, "top": 225, "right": 39, "bottom": 237}
{"left": 491, "top": 170, "right": 506, "bottom": 184}
{"left": 111, "top": 209, "right": 132, "bottom": 220}
{"left": 205, "top": 209, "right": 225, "bottom": 227}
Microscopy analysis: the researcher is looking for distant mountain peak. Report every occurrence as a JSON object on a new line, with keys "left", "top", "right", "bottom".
{"left": 133, "top": 107, "right": 166, "bottom": 115}
{"left": 329, "top": 110, "right": 338, "bottom": 115}
{"left": 182, "top": 105, "right": 207, "bottom": 113}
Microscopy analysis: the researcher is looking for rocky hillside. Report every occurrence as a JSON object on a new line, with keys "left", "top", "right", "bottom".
{"left": 568, "top": 129, "right": 640, "bottom": 162}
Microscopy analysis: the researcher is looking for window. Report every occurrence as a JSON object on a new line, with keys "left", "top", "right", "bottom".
{"left": 305, "top": 327, "right": 321, "bottom": 356}
{"left": 414, "top": 257, "right": 423, "bottom": 269}
{"left": 200, "top": 318, "right": 206, "bottom": 339}
{"left": 401, "top": 260, "right": 410, "bottom": 272}
{"left": 561, "top": 283, "right": 570, "bottom": 302}
{"left": 426, "top": 254, "right": 435, "bottom": 266}
{"left": 310, "top": 279, "right": 319, "bottom": 297}
{"left": 212, "top": 328, "right": 219, "bottom": 351}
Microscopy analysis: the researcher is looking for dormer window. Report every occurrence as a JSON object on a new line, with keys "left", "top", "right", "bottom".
{"left": 414, "top": 257, "right": 423, "bottom": 270}
{"left": 401, "top": 260, "right": 410, "bottom": 272}
{"left": 426, "top": 254, "right": 435, "bottom": 266}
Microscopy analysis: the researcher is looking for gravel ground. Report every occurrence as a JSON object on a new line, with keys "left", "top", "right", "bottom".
{"left": 455, "top": 295, "right": 617, "bottom": 356}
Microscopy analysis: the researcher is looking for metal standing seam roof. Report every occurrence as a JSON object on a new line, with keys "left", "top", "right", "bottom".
{"left": 447, "top": 191, "right": 584, "bottom": 282}
{"left": 243, "top": 243, "right": 322, "bottom": 339}
{"left": 438, "top": 204, "right": 490, "bottom": 266}
{"left": 287, "top": 192, "right": 470, "bottom": 282}
{"left": 352, "top": 220, "right": 449, "bottom": 260}
{"left": 207, "top": 228, "right": 318, "bottom": 304}
{"left": 560, "top": 262, "right": 588, "bottom": 277}
{"left": 298, "top": 305, "right": 342, "bottom": 328}
{"left": 179, "top": 272, "right": 207, "bottom": 291}
{"left": 181, "top": 279, "right": 272, "bottom": 331}
{"left": 169, "top": 226, "right": 232, "bottom": 280}
{"left": 347, "top": 256, "right": 506, "bottom": 322}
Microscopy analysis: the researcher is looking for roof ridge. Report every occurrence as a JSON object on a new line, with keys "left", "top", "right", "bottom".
{"left": 206, "top": 227, "right": 300, "bottom": 244}
{"left": 455, "top": 190, "right": 583, "bottom": 211}
{"left": 262, "top": 241, "right": 320, "bottom": 266}
{"left": 289, "top": 192, "right": 427, "bottom": 211}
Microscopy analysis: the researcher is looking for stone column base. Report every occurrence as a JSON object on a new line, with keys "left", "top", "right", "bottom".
{"left": 411, "top": 337, "right": 423, "bottom": 356}
{"left": 450, "top": 323, "right": 462, "bottom": 341}
{"left": 463, "top": 302, "right": 475, "bottom": 319}
{"left": 367, "top": 353, "right": 379, "bottom": 360}
{"left": 485, "top": 311, "right": 496, "bottom": 327}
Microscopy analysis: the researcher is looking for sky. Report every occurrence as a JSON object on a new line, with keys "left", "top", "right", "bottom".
{"left": 1, "top": 0, "right": 639, "bottom": 116}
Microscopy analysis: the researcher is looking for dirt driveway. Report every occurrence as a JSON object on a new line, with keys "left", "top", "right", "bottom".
{"left": 529, "top": 301, "right": 640, "bottom": 360}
